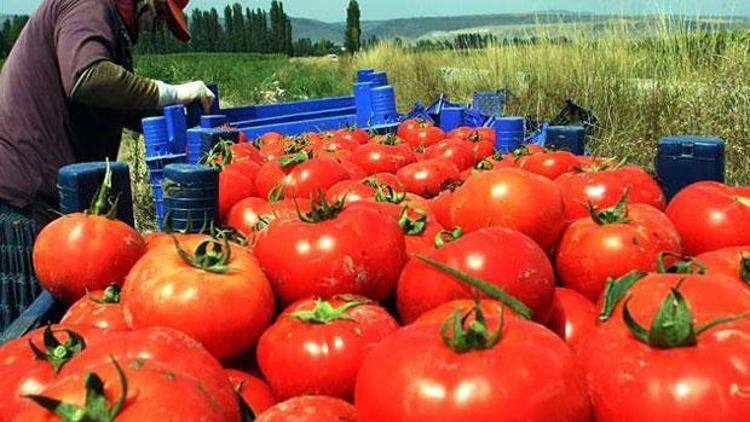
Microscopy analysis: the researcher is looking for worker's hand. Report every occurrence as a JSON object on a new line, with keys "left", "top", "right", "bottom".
{"left": 156, "top": 81, "right": 216, "bottom": 113}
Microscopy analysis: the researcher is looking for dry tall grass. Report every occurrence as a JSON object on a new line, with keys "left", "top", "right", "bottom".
{"left": 351, "top": 19, "right": 750, "bottom": 183}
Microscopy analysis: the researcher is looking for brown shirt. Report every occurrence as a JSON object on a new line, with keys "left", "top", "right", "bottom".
{"left": 0, "top": 0, "right": 135, "bottom": 210}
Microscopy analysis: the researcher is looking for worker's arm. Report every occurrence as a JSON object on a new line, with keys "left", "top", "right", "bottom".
{"left": 70, "top": 61, "right": 215, "bottom": 113}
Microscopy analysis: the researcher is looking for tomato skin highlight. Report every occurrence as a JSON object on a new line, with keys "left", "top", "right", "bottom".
{"left": 33, "top": 214, "right": 145, "bottom": 304}
{"left": 254, "top": 203, "right": 407, "bottom": 305}
{"left": 517, "top": 150, "right": 580, "bottom": 180}
{"left": 666, "top": 181, "right": 750, "bottom": 255}
{"left": 257, "top": 297, "right": 398, "bottom": 401}
{"left": 122, "top": 236, "right": 275, "bottom": 361}
{"left": 546, "top": 287, "right": 596, "bottom": 350}
{"left": 451, "top": 168, "right": 566, "bottom": 252}
{"left": 555, "top": 203, "right": 682, "bottom": 302}
{"left": 396, "top": 159, "right": 461, "bottom": 199}
{"left": 355, "top": 317, "right": 591, "bottom": 422}
{"left": 257, "top": 396, "right": 356, "bottom": 422}
{"left": 397, "top": 227, "right": 556, "bottom": 324}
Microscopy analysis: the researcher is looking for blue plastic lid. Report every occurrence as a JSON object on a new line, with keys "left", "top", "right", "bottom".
{"left": 58, "top": 162, "right": 129, "bottom": 189}
{"left": 164, "top": 164, "right": 219, "bottom": 187}
{"left": 493, "top": 117, "right": 525, "bottom": 132}
{"left": 658, "top": 136, "right": 725, "bottom": 158}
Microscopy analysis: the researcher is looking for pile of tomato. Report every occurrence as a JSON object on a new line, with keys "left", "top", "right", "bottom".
{"left": 3, "top": 118, "right": 750, "bottom": 421}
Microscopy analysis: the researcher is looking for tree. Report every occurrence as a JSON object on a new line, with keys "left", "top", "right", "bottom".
{"left": 0, "top": 21, "right": 8, "bottom": 58}
{"left": 231, "top": 3, "right": 245, "bottom": 52}
{"left": 344, "top": 0, "right": 361, "bottom": 54}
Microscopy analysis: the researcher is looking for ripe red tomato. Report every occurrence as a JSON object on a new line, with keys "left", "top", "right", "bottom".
{"left": 413, "top": 299, "right": 507, "bottom": 324}
{"left": 430, "top": 186, "right": 457, "bottom": 228}
{"left": 325, "top": 179, "right": 377, "bottom": 205}
{"left": 257, "top": 297, "right": 398, "bottom": 401}
{"left": 666, "top": 182, "right": 750, "bottom": 255}
{"left": 0, "top": 325, "right": 96, "bottom": 419}
{"left": 257, "top": 396, "right": 356, "bottom": 422}
{"left": 312, "top": 135, "right": 360, "bottom": 155}
{"left": 423, "top": 139, "right": 475, "bottom": 171}
{"left": 447, "top": 126, "right": 474, "bottom": 140}
{"left": 33, "top": 212, "right": 145, "bottom": 304}
{"left": 398, "top": 118, "right": 433, "bottom": 140}
{"left": 695, "top": 246, "right": 750, "bottom": 287}
{"left": 355, "top": 309, "right": 591, "bottom": 421}
{"left": 229, "top": 142, "right": 264, "bottom": 164}
{"left": 400, "top": 209, "right": 445, "bottom": 257}
{"left": 349, "top": 143, "right": 417, "bottom": 175}
{"left": 225, "top": 369, "right": 276, "bottom": 415}
{"left": 451, "top": 168, "right": 566, "bottom": 251}
{"left": 579, "top": 282, "right": 750, "bottom": 420}
{"left": 17, "top": 357, "right": 227, "bottom": 421}
{"left": 254, "top": 156, "right": 305, "bottom": 199}
{"left": 224, "top": 197, "right": 268, "bottom": 237}
{"left": 517, "top": 150, "right": 580, "bottom": 180}
{"left": 282, "top": 157, "right": 351, "bottom": 200}
{"left": 254, "top": 200, "right": 407, "bottom": 304}
{"left": 556, "top": 201, "right": 682, "bottom": 302}
{"left": 396, "top": 159, "right": 461, "bottom": 199}
{"left": 404, "top": 125, "right": 446, "bottom": 149}
{"left": 218, "top": 161, "right": 259, "bottom": 219}
{"left": 59, "top": 326, "right": 239, "bottom": 420}
{"left": 556, "top": 164, "right": 666, "bottom": 221}
{"left": 335, "top": 127, "right": 371, "bottom": 144}
{"left": 60, "top": 284, "right": 128, "bottom": 332}
{"left": 546, "top": 287, "right": 596, "bottom": 350}
{"left": 122, "top": 236, "right": 275, "bottom": 361}
{"left": 397, "top": 227, "right": 556, "bottom": 324}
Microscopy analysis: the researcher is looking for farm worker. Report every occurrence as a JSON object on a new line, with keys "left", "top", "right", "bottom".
{"left": 0, "top": 0, "right": 214, "bottom": 228}
{"left": 0, "top": 0, "right": 212, "bottom": 328}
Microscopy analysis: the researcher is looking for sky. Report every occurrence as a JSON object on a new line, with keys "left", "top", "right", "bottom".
{"left": 3, "top": 1, "right": 750, "bottom": 22}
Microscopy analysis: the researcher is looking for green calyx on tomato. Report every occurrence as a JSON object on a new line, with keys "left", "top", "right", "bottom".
{"left": 378, "top": 134, "right": 404, "bottom": 146}
{"left": 580, "top": 156, "right": 628, "bottom": 173}
{"left": 623, "top": 279, "right": 750, "bottom": 349}
{"left": 598, "top": 271, "right": 648, "bottom": 322}
{"left": 278, "top": 150, "right": 311, "bottom": 168}
{"left": 212, "top": 225, "right": 249, "bottom": 247}
{"left": 434, "top": 227, "right": 463, "bottom": 248}
{"left": 296, "top": 191, "right": 346, "bottom": 223}
{"left": 588, "top": 187, "right": 630, "bottom": 225}
{"left": 28, "top": 326, "right": 87, "bottom": 373}
{"left": 441, "top": 296, "right": 505, "bottom": 353}
{"left": 284, "top": 137, "right": 311, "bottom": 155}
{"left": 173, "top": 235, "right": 234, "bottom": 274}
{"left": 474, "top": 159, "right": 493, "bottom": 171}
{"left": 88, "top": 284, "right": 121, "bottom": 305}
{"left": 398, "top": 207, "right": 427, "bottom": 236}
{"left": 201, "top": 140, "right": 234, "bottom": 169}
{"left": 511, "top": 145, "right": 533, "bottom": 161}
{"left": 86, "top": 159, "right": 120, "bottom": 219}
{"left": 741, "top": 254, "right": 750, "bottom": 286}
{"left": 416, "top": 255, "right": 533, "bottom": 320}
{"left": 656, "top": 252, "right": 707, "bottom": 275}
{"left": 26, "top": 357, "right": 127, "bottom": 422}
{"left": 289, "top": 299, "right": 366, "bottom": 324}
{"left": 267, "top": 184, "right": 286, "bottom": 203}
{"left": 374, "top": 184, "right": 406, "bottom": 204}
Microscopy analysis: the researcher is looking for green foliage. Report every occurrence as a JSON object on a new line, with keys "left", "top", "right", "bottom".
{"left": 0, "top": 15, "right": 30, "bottom": 58}
{"left": 345, "top": 0, "right": 361, "bottom": 54}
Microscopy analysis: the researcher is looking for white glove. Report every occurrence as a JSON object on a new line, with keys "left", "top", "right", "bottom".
{"left": 156, "top": 80, "right": 216, "bottom": 113}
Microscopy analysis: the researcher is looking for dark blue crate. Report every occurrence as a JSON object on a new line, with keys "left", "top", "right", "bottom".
{"left": 187, "top": 128, "right": 240, "bottom": 165}
{"left": 0, "top": 292, "right": 63, "bottom": 343}
{"left": 472, "top": 90, "right": 507, "bottom": 117}
{"left": 656, "top": 136, "right": 725, "bottom": 200}
{"left": 164, "top": 164, "right": 219, "bottom": 189}
{"left": 57, "top": 162, "right": 134, "bottom": 226}
{"left": 545, "top": 126, "right": 586, "bottom": 155}
{"left": 439, "top": 107, "right": 464, "bottom": 131}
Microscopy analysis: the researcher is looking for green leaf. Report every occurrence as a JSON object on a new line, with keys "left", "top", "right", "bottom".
{"left": 416, "top": 255, "right": 533, "bottom": 320}
{"left": 622, "top": 297, "right": 650, "bottom": 344}
{"left": 598, "top": 271, "right": 647, "bottom": 321}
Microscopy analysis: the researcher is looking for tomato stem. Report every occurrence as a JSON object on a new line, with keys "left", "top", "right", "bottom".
{"left": 416, "top": 255, "right": 533, "bottom": 320}
{"left": 87, "top": 284, "right": 121, "bottom": 305}
{"left": 296, "top": 190, "right": 346, "bottom": 223}
{"left": 440, "top": 296, "right": 505, "bottom": 353}
{"left": 173, "top": 234, "right": 234, "bottom": 274}
{"left": 434, "top": 227, "right": 463, "bottom": 248}
{"left": 27, "top": 325, "right": 87, "bottom": 373}
{"left": 656, "top": 252, "right": 706, "bottom": 275}
{"left": 289, "top": 298, "right": 366, "bottom": 324}
{"left": 588, "top": 187, "right": 631, "bottom": 225}
{"left": 86, "top": 159, "right": 120, "bottom": 219}
{"left": 398, "top": 206, "right": 427, "bottom": 236}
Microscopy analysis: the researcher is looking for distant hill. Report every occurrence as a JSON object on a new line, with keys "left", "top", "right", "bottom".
{"left": 288, "top": 11, "right": 750, "bottom": 43}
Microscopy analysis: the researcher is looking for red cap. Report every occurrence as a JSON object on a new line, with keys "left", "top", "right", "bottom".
{"left": 163, "top": 0, "right": 191, "bottom": 42}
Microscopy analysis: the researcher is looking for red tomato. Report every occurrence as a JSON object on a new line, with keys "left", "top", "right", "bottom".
{"left": 122, "top": 236, "right": 275, "bottom": 360}
{"left": 17, "top": 357, "right": 226, "bottom": 421}
{"left": 59, "top": 326, "right": 239, "bottom": 420}
{"left": 257, "top": 396, "right": 356, "bottom": 422}
{"left": 282, "top": 157, "right": 351, "bottom": 200}
{"left": 447, "top": 126, "right": 474, "bottom": 140}
{"left": 423, "top": 139, "right": 476, "bottom": 171}
{"left": 404, "top": 126, "right": 446, "bottom": 149}
{"left": 224, "top": 197, "right": 268, "bottom": 237}
{"left": 400, "top": 209, "right": 445, "bottom": 257}
{"left": 229, "top": 142, "right": 264, "bottom": 164}
{"left": 355, "top": 311, "right": 591, "bottom": 421}
{"left": 431, "top": 186, "right": 458, "bottom": 228}
{"left": 517, "top": 150, "right": 580, "bottom": 180}
{"left": 397, "top": 227, "right": 556, "bottom": 324}
{"left": 60, "top": 284, "right": 128, "bottom": 332}
{"left": 555, "top": 202, "right": 682, "bottom": 302}
{"left": 579, "top": 282, "right": 750, "bottom": 420}
{"left": 218, "top": 161, "right": 259, "bottom": 219}
{"left": 349, "top": 143, "right": 417, "bottom": 175}
{"left": 546, "top": 287, "right": 596, "bottom": 350}
{"left": 225, "top": 369, "right": 276, "bottom": 415}
{"left": 312, "top": 135, "right": 360, "bottom": 155}
{"left": 335, "top": 127, "right": 370, "bottom": 144}
{"left": 696, "top": 246, "right": 750, "bottom": 287}
{"left": 396, "top": 159, "right": 461, "bottom": 199}
{"left": 33, "top": 212, "right": 145, "bottom": 304}
{"left": 413, "top": 299, "right": 507, "bottom": 324}
{"left": 451, "top": 168, "right": 566, "bottom": 251}
{"left": 0, "top": 325, "right": 96, "bottom": 419}
{"left": 257, "top": 297, "right": 398, "bottom": 401}
{"left": 470, "top": 139, "right": 496, "bottom": 162}
{"left": 325, "top": 179, "right": 377, "bottom": 205}
{"left": 666, "top": 181, "right": 750, "bottom": 255}
{"left": 398, "top": 118, "right": 433, "bottom": 140}
{"left": 254, "top": 156, "right": 304, "bottom": 200}
{"left": 556, "top": 164, "right": 666, "bottom": 221}
{"left": 254, "top": 201, "right": 407, "bottom": 304}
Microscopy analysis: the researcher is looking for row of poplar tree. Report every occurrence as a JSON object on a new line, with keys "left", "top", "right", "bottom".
{"left": 0, "top": 15, "right": 29, "bottom": 58}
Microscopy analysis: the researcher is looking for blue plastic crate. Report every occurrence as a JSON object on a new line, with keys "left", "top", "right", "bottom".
{"left": 544, "top": 126, "right": 586, "bottom": 155}
{"left": 656, "top": 136, "right": 725, "bottom": 200}
{"left": 472, "top": 90, "right": 507, "bottom": 117}
{"left": 161, "top": 164, "right": 219, "bottom": 232}
{"left": 57, "top": 162, "right": 135, "bottom": 227}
